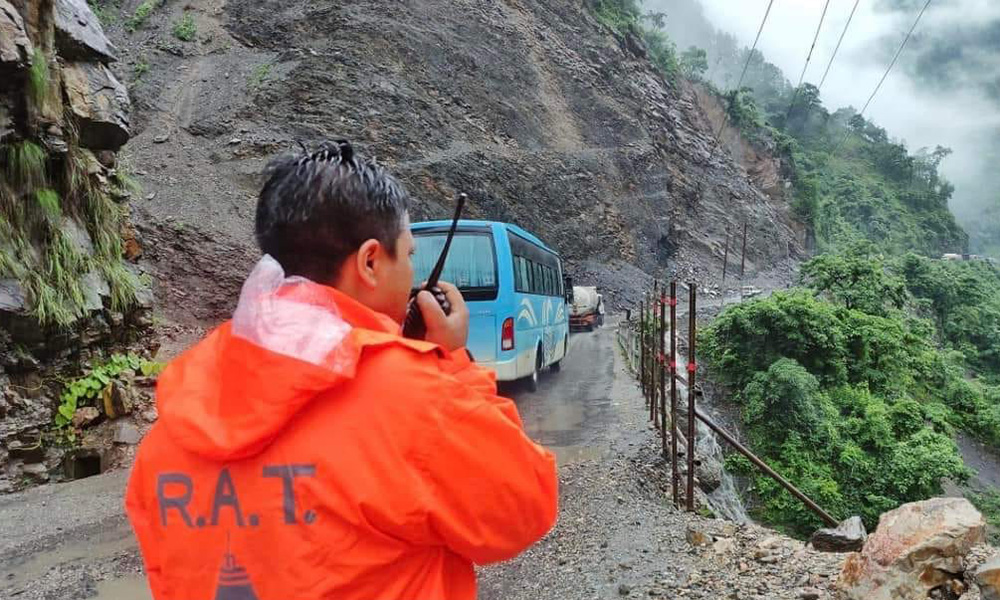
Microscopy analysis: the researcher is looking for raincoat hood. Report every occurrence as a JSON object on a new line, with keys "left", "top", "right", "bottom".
{"left": 155, "top": 255, "right": 421, "bottom": 461}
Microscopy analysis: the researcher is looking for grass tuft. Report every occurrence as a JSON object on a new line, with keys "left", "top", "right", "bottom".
{"left": 172, "top": 13, "right": 196, "bottom": 41}
{"left": 28, "top": 49, "right": 52, "bottom": 109}
{"left": 5, "top": 141, "right": 47, "bottom": 190}
{"left": 35, "top": 189, "right": 61, "bottom": 221}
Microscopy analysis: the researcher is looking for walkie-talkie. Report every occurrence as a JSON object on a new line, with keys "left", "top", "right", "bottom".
{"left": 402, "top": 193, "right": 467, "bottom": 340}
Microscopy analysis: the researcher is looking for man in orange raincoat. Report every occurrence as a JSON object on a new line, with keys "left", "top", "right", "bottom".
{"left": 126, "top": 141, "right": 558, "bottom": 599}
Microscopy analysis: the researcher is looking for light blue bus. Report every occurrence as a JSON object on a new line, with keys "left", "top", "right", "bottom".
{"left": 411, "top": 220, "right": 570, "bottom": 390}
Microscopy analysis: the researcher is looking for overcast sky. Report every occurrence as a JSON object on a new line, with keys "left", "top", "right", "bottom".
{"left": 676, "top": 0, "right": 1000, "bottom": 219}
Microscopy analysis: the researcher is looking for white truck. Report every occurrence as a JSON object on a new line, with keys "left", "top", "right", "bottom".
{"left": 570, "top": 286, "right": 605, "bottom": 331}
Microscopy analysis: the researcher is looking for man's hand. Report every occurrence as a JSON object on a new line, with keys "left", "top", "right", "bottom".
{"left": 416, "top": 281, "right": 469, "bottom": 352}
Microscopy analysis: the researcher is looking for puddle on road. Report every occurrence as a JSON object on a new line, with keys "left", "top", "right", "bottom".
{"left": 548, "top": 444, "right": 605, "bottom": 465}
{"left": 2, "top": 523, "right": 135, "bottom": 592}
{"left": 94, "top": 575, "right": 152, "bottom": 600}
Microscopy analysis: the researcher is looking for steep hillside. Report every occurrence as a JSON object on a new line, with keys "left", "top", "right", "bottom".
{"left": 92, "top": 0, "right": 804, "bottom": 340}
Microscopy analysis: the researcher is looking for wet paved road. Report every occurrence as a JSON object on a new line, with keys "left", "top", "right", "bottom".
{"left": 0, "top": 327, "right": 621, "bottom": 599}
{"left": 506, "top": 326, "right": 618, "bottom": 466}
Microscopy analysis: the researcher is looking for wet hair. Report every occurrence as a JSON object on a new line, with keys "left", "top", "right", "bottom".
{"left": 255, "top": 140, "right": 411, "bottom": 284}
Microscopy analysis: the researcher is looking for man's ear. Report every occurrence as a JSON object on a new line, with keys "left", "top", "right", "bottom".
{"left": 355, "top": 239, "right": 381, "bottom": 289}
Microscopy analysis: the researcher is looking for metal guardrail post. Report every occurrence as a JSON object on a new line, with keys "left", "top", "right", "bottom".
{"left": 670, "top": 280, "right": 679, "bottom": 508}
{"left": 659, "top": 283, "right": 667, "bottom": 455}
{"left": 640, "top": 297, "right": 646, "bottom": 402}
{"left": 651, "top": 283, "right": 659, "bottom": 425}
{"left": 740, "top": 221, "right": 748, "bottom": 280}
{"left": 620, "top": 278, "right": 839, "bottom": 526}
{"left": 687, "top": 283, "right": 697, "bottom": 512}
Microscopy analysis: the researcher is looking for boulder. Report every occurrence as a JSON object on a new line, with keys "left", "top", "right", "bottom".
{"left": 102, "top": 380, "right": 133, "bottom": 419}
{"left": 811, "top": 516, "right": 867, "bottom": 553}
{"left": 0, "top": 0, "right": 31, "bottom": 72}
{"left": 976, "top": 557, "right": 1000, "bottom": 600}
{"left": 53, "top": 0, "right": 118, "bottom": 63}
{"left": 61, "top": 61, "right": 130, "bottom": 151}
{"left": 838, "top": 498, "right": 986, "bottom": 600}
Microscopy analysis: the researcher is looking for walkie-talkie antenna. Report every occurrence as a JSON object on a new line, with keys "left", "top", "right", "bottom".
{"left": 424, "top": 193, "right": 467, "bottom": 289}
{"left": 402, "top": 192, "right": 468, "bottom": 340}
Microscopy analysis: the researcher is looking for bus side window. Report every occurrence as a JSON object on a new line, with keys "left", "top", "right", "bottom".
{"left": 513, "top": 256, "right": 523, "bottom": 292}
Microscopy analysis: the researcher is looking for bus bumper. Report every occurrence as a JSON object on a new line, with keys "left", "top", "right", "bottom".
{"left": 477, "top": 357, "right": 519, "bottom": 382}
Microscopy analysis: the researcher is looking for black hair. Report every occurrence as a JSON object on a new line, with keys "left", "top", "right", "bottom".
{"left": 255, "top": 140, "right": 411, "bottom": 284}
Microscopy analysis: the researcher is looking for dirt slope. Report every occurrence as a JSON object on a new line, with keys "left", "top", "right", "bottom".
{"left": 99, "top": 0, "right": 804, "bottom": 341}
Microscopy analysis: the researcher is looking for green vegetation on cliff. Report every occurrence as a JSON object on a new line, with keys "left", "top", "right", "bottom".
{"left": 702, "top": 244, "right": 1000, "bottom": 535}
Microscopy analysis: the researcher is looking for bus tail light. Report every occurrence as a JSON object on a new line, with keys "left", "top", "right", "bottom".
{"left": 501, "top": 317, "right": 514, "bottom": 351}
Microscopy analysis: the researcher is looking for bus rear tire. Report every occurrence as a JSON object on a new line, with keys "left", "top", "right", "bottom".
{"left": 550, "top": 335, "right": 567, "bottom": 372}
{"left": 525, "top": 347, "right": 543, "bottom": 392}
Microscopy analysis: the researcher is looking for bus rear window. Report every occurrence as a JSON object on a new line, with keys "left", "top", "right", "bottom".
{"left": 412, "top": 233, "right": 498, "bottom": 300}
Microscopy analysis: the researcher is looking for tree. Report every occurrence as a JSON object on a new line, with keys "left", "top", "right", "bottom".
{"left": 799, "top": 242, "right": 906, "bottom": 315}
{"left": 742, "top": 359, "right": 829, "bottom": 450}
{"left": 680, "top": 46, "right": 708, "bottom": 79}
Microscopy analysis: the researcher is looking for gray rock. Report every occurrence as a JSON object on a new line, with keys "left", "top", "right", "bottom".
{"left": 811, "top": 516, "right": 867, "bottom": 553}
{"left": 113, "top": 421, "right": 141, "bottom": 445}
{"left": 62, "top": 61, "right": 130, "bottom": 150}
{"left": 0, "top": 0, "right": 31, "bottom": 70}
{"left": 0, "top": 279, "right": 26, "bottom": 313}
{"left": 53, "top": 0, "right": 118, "bottom": 63}
{"left": 60, "top": 217, "right": 96, "bottom": 257}
{"left": 21, "top": 462, "right": 49, "bottom": 483}
{"left": 618, "top": 583, "right": 631, "bottom": 596}
{"left": 79, "top": 269, "right": 110, "bottom": 312}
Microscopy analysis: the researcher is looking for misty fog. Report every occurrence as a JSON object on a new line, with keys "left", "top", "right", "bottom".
{"left": 646, "top": 0, "right": 1000, "bottom": 250}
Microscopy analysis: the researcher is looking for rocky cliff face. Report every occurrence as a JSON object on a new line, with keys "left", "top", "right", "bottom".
{"left": 99, "top": 0, "right": 805, "bottom": 334}
{"left": 0, "top": 0, "right": 145, "bottom": 345}
{"left": 0, "top": 0, "right": 150, "bottom": 492}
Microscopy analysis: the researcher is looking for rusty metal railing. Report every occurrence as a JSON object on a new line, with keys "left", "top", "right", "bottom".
{"left": 616, "top": 281, "right": 838, "bottom": 528}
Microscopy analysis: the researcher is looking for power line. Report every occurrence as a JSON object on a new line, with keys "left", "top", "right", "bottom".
{"left": 832, "top": 0, "right": 933, "bottom": 157}
{"left": 818, "top": 0, "right": 860, "bottom": 91}
{"left": 734, "top": 0, "right": 777, "bottom": 93}
{"left": 715, "top": 0, "right": 777, "bottom": 143}
{"left": 785, "top": 0, "right": 833, "bottom": 123}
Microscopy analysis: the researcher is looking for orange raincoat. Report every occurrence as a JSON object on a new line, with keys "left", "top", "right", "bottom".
{"left": 126, "top": 258, "right": 558, "bottom": 599}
